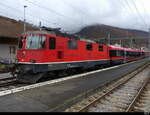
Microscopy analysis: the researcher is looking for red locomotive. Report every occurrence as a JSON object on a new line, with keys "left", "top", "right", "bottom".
{"left": 14, "top": 31, "right": 148, "bottom": 83}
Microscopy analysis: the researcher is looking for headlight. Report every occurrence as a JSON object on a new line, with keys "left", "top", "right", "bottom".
{"left": 15, "top": 59, "right": 19, "bottom": 62}
{"left": 30, "top": 59, "right": 36, "bottom": 63}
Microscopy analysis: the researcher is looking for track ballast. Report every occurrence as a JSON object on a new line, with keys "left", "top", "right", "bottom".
{"left": 65, "top": 63, "right": 150, "bottom": 112}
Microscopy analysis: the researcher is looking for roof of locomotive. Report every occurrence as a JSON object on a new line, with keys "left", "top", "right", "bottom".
{"left": 22, "top": 30, "right": 97, "bottom": 43}
{"left": 22, "top": 31, "right": 56, "bottom": 36}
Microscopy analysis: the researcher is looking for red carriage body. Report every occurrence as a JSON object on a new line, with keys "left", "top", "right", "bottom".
{"left": 15, "top": 31, "right": 148, "bottom": 83}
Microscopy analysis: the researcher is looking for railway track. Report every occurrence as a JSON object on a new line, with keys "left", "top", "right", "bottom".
{"left": 0, "top": 77, "right": 27, "bottom": 91}
{"left": 0, "top": 77, "right": 17, "bottom": 87}
{"left": 132, "top": 81, "right": 150, "bottom": 112}
{"left": 0, "top": 67, "right": 106, "bottom": 92}
{"left": 65, "top": 64, "right": 150, "bottom": 112}
{"left": 0, "top": 64, "right": 111, "bottom": 91}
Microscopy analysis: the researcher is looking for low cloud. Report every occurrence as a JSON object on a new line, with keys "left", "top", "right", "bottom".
{"left": 0, "top": 0, "right": 149, "bottom": 33}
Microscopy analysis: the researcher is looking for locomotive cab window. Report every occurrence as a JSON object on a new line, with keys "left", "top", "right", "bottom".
{"left": 26, "top": 35, "right": 46, "bottom": 49}
{"left": 68, "top": 40, "right": 77, "bottom": 50}
{"left": 110, "top": 50, "right": 116, "bottom": 57}
{"left": 39, "top": 35, "right": 46, "bottom": 49}
{"left": 49, "top": 37, "right": 56, "bottom": 49}
{"left": 99, "top": 45, "right": 103, "bottom": 52}
{"left": 86, "top": 43, "right": 93, "bottom": 51}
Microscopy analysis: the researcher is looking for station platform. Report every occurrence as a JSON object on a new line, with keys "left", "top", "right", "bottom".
{"left": 0, "top": 58, "right": 148, "bottom": 112}
{"left": 0, "top": 72, "right": 12, "bottom": 80}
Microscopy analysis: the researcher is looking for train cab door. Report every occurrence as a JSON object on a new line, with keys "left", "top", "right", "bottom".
{"left": 56, "top": 38, "right": 65, "bottom": 61}
{"left": 49, "top": 37, "right": 64, "bottom": 61}
{"left": 57, "top": 51, "right": 64, "bottom": 60}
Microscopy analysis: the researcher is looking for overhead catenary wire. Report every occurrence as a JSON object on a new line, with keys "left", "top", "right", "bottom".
{"left": 138, "top": 0, "right": 150, "bottom": 24}
{"left": 25, "top": 0, "right": 80, "bottom": 24}
{"left": 124, "top": 0, "right": 135, "bottom": 15}
{"left": 0, "top": 9, "right": 22, "bottom": 21}
{"left": 122, "top": 0, "right": 148, "bottom": 31}
{"left": 124, "top": 0, "right": 141, "bottom": 23}
{"left": 60, "top": 0, "right": 108, "bottom": 27}
{"left": 0, "top": 0, "right": 149, "bottom": 34}
{"left": 118, "top": 0, "right": 131, "bottom": 15}
{"left": 60, "top": 0, "right": 87, "bottom": 26}
{"left": 131, "top": 0, "right": 148, "bottom": 27}
{"left": 118, "top": 0, "right": 144, "bottom": 30}
{"left": 0, "top": 1, "right": 61, "bottom": 28}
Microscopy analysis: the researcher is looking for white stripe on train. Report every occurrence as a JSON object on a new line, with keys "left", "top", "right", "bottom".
{"left": 17, "top": 58, "right": 123, "bottom": 64}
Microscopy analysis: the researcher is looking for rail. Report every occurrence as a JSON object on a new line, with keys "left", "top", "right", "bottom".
{"left": 65, "top": 63, "right": 150, "bottom": 112}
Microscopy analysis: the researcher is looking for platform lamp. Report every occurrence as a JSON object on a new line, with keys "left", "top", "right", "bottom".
{"left": 24, "top": 5, "right": 27, "bottom": 33}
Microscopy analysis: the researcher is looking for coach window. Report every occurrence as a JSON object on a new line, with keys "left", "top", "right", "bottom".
{"left": 68, "top": 40, "right": 77, "bottom": 50}
{"left": 126, "top": 51, "right": 129, "bottom": 57}
{"left": 86, "top": 43, "right": 93, "bottom": 51}
{"left": 110, "top": 50, "right": 116, "bottom": 57}
{"left": 121, "top": 50, "right": 124, "bottom": 57}
{"left": 98, "top": 45, "right": 103, "bottom": 52}
{"left": 49, "top": 37, "right": 56, "bottom": 49}
{"left": 116, "top": 50, "right": 119, "bottom": 57}
{"left": 116, "top": 50, "right": 122, "bottom": 57}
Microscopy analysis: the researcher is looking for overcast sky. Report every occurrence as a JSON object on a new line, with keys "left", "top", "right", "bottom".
{"left": 0, "top": 0, "right": 150, "bottom": 33}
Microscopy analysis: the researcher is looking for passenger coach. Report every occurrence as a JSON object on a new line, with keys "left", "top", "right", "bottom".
{"left": 108, "top": 45, "right": 147, "bottom": 65}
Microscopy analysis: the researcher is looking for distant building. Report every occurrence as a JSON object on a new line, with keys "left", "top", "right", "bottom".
{"left": 0, "top": 37, "right": 17, "bottom": 63}
{"left": 0, "top": 16, "right": 38, "bottom": 64}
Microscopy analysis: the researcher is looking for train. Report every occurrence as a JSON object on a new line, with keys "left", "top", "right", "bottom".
{"left": 13, "top": 30, "right": 148, "bottom": 83}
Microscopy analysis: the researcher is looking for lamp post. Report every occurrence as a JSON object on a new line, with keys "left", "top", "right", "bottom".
{"left": 24, "top": 5, "right": 27, "bottom": 33}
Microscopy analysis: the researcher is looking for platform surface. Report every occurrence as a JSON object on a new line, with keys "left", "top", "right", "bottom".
{"left": 0, "top": 72, "right": 12, "bottom": 80}
{"left": 0, "top": 58, "right": 148, "bottom": 112}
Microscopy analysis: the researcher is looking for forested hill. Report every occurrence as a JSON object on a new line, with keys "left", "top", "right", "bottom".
{"left": 76, "top": 24, "right": 148, "bottom": 39}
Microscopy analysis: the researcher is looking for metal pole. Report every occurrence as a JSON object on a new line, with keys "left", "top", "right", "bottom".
{"left": 130, "top": 38, "right": 133, "bottom": 48}
{"left": 126, "top": 31, "right": 128, "bottom": 38}
{"left": 108, "top": 33, "right": 110, "bottom": 45}
{"left": 24, "top": 5, "right": 27, "bottom": 33}
{"left": 39, "top": 21, "right": 42, "bottom": 31}
{"left": 120, "top": 39, "right": 122, "bottom": 46}
{"left": 148, "top": 28, "right": 150, "bottom": 61}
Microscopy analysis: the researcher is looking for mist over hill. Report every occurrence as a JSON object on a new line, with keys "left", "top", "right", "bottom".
{"left": 0, "top": 15, "right": 148, "bottom": 49}
{"left": 76, "top": 24, "right": 148, "bottom": 39}
{"left": 75, "top": 24, "right": 149, "bottom": 49}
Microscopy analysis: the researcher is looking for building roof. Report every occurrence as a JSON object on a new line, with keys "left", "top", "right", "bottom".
{"left": 0, "top": 16, "right": 38, "bottom": 39}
